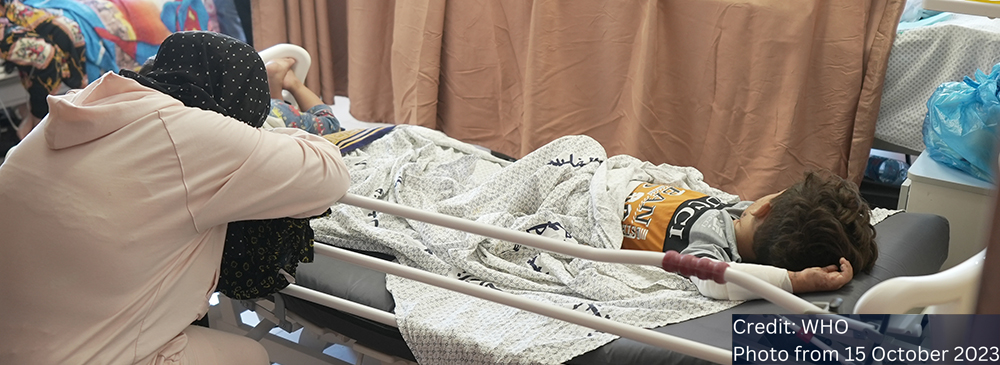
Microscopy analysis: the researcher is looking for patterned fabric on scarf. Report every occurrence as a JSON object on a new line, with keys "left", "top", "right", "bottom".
{"left": 217, "top": 209, "right": 330, "bottom": 299}
{"left": 119, "top": 31, "right": 269, "bottom": 128}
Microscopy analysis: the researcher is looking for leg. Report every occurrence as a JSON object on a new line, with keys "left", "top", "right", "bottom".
{"left": 265, "top": 57, "right": 296, "bottom": 100}
{"left": 282, "top": 67, "right": 325, "bottom": 112}
{"left": 178, "top": 325, "right": 270, "bottom": 365}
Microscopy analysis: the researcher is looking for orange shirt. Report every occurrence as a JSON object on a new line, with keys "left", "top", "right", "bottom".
{"left": 621, "top": 183, "right": 731, "bottom": 252}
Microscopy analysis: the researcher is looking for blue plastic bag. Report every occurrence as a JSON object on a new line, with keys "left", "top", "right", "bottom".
{"left": 922, "top": 64, "right": 1000, "bottom": 182}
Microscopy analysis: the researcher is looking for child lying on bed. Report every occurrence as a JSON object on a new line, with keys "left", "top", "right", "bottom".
{"left": 621, "top": 170, "right": 877, "bottom": 300}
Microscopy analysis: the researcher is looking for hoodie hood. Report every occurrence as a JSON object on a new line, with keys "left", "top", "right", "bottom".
{"left": 44, "top": 72, "right": 182, "bottom": 150}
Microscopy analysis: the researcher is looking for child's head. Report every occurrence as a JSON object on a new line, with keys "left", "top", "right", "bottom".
{"left": 751, "top": 171, "right": 878, "bottom": 273}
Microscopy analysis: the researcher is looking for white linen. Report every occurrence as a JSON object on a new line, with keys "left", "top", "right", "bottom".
{"left": 312, "top": 126, "right": 903, "bottom": 364}
{"left": 312, "top": 126, "right": 743, "bottom": 364}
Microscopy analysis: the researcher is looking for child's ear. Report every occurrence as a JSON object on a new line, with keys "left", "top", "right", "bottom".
{"left": 751, "top": 201, "right": 772, "bottom": 218}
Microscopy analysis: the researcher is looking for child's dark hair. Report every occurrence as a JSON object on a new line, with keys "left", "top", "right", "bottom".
{"left": 752, "top": 171, "right": 878, "bottom": 273}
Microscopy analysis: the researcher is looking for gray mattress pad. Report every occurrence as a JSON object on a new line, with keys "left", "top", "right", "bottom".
{"left": 281, "top": 212, "right": 949, "bottom": 364}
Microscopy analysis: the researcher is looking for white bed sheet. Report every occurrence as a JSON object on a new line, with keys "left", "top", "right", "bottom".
{"left": 877, "top": 13, "right": 1000, "bottom": 153}
{"left": 311, "top": 126, "right": 745, "bottom": 364}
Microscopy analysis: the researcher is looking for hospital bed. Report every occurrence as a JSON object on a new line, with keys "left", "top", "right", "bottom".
{"left": 201, "top": 43, "right": 961, "bottom": 365}
{"left": 211, "top": 211, "right": 947, "bottom": 365}
{"left": 875, "top": 9, "right": 1000, "bottom": 155}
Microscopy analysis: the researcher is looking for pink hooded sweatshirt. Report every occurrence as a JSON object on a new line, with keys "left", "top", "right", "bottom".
{"left": 0, "top": 72, "right": 350, "bottom": 364}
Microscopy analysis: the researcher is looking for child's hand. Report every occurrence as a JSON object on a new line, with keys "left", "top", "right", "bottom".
{"left": 788, "top": 257, "right": 854, "bottom": 293}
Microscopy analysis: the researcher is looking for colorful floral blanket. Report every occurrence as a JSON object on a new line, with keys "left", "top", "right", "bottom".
{"left": 21, "top": 0, "right": 214, "bottom": 78}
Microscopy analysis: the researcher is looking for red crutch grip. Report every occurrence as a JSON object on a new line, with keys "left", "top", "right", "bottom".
{"left": 661, "top": 250, "right": 729, "bottom": 284}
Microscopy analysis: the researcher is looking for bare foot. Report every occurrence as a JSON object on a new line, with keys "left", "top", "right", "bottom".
{"left": 265, "top": 57, "right": 296, "bottom": 99}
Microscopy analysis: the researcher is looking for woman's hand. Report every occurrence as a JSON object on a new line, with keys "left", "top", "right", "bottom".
{"left": 788, "top": 257, "right": 854, "bottom": 293}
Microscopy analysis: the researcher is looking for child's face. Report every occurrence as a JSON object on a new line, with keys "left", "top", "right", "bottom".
{"left": 734, "top": 190, "right": 783, "bottom": 261}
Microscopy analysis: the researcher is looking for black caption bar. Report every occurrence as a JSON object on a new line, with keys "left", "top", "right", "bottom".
{"left": 732, "top": 314, "right": 1000, "bottom": 364}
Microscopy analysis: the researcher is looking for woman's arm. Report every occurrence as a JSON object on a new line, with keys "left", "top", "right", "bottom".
{"left": 162, "top": 105, "right": 350, "bottom": 231}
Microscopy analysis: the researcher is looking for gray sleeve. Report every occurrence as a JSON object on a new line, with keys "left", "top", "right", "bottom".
{"left": 679, "top": 209, "right": 741, "bottom": 262}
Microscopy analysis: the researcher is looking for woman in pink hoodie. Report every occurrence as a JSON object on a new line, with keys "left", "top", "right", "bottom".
{"left": 0, "top": 31, "right": 351, "bottom": 364}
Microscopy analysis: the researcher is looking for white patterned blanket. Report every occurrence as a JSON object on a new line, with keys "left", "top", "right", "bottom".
{"left": 311, "top": 126, "right": 746, "bottom": 364}
{"left": 310, "top": 126, "right": 899, "bottom": 364}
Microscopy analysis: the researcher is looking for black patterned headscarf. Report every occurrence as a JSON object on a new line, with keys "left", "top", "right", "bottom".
{"left": 122, "top": 31, "right": 324, "bottom": 299}
{"left": 121, "top": 31, "right": 270, "bottom": 128}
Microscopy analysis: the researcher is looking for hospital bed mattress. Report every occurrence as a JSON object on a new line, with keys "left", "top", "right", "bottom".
{"left": 282, "top": 212, "right": 948, "bottom": 364}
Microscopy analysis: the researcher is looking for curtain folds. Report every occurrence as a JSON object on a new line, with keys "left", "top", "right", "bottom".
{"left": 253, "top": 0, "right": 903, "bottom": 199}
{"left": 251, "top": 0, "right": 347, "bottom": 104}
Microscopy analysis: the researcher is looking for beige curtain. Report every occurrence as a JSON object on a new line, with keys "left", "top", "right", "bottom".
{"left": 251, "top": 0, "right": 348, "bottom": 104}
{"left": 255, "top": 0, "right": 903, "bottom": 200}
